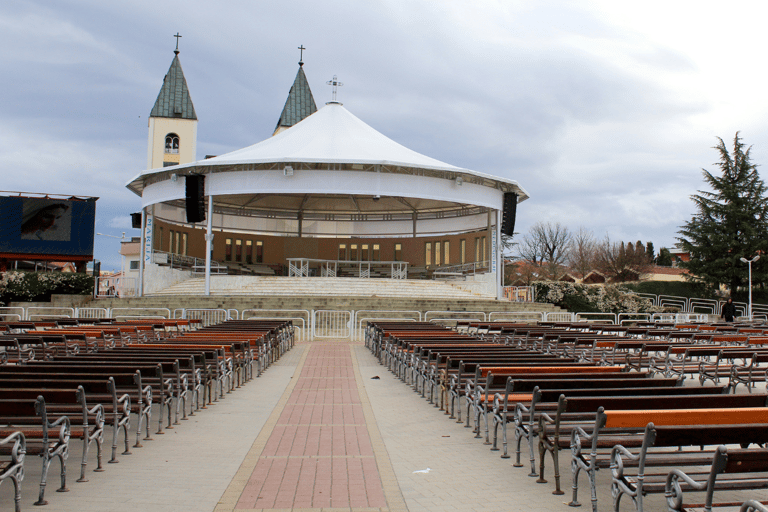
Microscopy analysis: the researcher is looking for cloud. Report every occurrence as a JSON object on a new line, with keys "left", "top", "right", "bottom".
{"left": 2, "top": 0, "right": 767, "bottom": 269}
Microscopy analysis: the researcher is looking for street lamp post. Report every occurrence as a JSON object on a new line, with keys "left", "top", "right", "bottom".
{"left": 96, "top": 232, "right": 126, "bottom": 297}
{"left": 740, "top": 255, "right": 760, "bottom": 321}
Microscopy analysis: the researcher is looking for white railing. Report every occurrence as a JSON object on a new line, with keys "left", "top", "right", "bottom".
{"left": 178, "top": 308, "right": 230, "bottom": 327}
{"left": 502, "top": 286, "right": 535, "bottom": 302}
{"left": 242, "top": 309, "right": 311, "bottom": 342}
{"left": 425, "top": 310, "right": 486, "bottom": 328}
{"left": 313, "top": 310, "right": 352, "bottom": 338}
{"left": 488, "top": 311, "right": 544, "bottom": 323}
{"left": 110, "top": 307, "right": 171, "bottom": 321}
{"left": 287, "top": 258, "right": 409, "bottom": 279}
{"left": 432, "top": 260, "right": 490, "bottom": 277}
{"left": 75, "top": 307, "right": 110, "bottom": 319}
{"left": 574, "top": 312, "right": 617, "bottom": 324}
{"left": 543, "top": 312, "right": 576, "bottom": 322}
{"left": 154, "top": 251, "right": 227, "bottom": 275}
{"left": 618, "top": 313, "right": 652, "bottom": 325}
{"left": 0, "top": 307, "right": 24, "bottom": 321}
{"left": 353, "top": 310, "right": 421, "bottom": 341}
{"left": 26, "top": 307, "right": 75, "bottom": 321}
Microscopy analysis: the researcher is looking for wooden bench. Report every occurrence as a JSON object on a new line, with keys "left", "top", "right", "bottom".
{"left": 574, "top": 405, "right": 768, "bottom": 511}
{"left": 610, "top": 412, "right": 768, "bottom": 512}
{"left": 500, "top": 383, "right": 726, "bottom": 466}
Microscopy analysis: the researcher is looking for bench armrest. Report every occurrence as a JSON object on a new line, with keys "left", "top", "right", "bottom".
{"left": 0, "top": 430, "right": 26, "bottom": 464}
{"left": 665, "top": 446, "right": 727, "bottom": 512}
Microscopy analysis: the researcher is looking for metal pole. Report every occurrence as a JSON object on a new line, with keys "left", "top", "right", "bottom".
{"left": 119, "top": 232, "right": 125, "bottom": 298}
{"left": 204, "top": 192, "right": 214, "bottom": 296}
{"left": 749, "top": 260, "right": 753, "bottom": 321}
{"left": 138, "top": 208, "right": 146, "bottom": 297}
{"left": 740, "top": 255, "right": 759, "bottom": 321}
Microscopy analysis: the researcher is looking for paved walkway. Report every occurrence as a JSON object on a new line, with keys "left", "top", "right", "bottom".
{"left": 3, "top": 340, "right": 646, "bottom": 512}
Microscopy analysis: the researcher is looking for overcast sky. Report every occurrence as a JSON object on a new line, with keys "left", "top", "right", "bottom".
{"left": 3, "top": 0, "right": 768, "bottom": 271}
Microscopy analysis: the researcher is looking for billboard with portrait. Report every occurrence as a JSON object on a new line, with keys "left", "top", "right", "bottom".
{"left": 0, "top": 196, "right": 96, "bottom": 257}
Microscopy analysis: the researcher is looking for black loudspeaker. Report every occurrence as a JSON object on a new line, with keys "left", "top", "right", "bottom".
{"left": 501, "top": 192, "right": 517, "bottom": 236}
{"left": 131, "top": 213, "right": 142, "bottom": 229}
{"left": 185, "top": 175, "right": 206, "bottom": 223}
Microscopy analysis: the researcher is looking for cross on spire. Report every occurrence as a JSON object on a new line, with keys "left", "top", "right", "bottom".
{"left": 298, "top": 45, "right": 305, "bottom": 66}
{"left": 173, "top": 32, "right": 182, "bottom": 54}
{"left": 326, "top": 75, "right": 343, "bottom": 102}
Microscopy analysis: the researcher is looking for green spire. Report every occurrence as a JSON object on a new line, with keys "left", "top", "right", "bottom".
{"left": 150, "top": 54, "right": 197, "bottom": 120}
{"left": 274, "top": 64, "right": 317, "bottom": 133}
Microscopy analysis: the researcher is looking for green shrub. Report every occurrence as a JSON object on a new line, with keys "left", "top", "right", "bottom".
{"left": 0, "top": 271, "right": 93, "bottom": 304}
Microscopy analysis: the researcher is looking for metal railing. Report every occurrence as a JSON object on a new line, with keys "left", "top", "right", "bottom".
{"left": 0, "top": 307, "right": 24, "bottom": 321}
{"left": 353, "top": 310, "right": 421, "bottom": 341}
{"left": 176, "top": 308, "right": 231, "bottom": 327}
{"left": 432, "top": 260, "right": 490, "bottom": 277}
{"left": 110, "top": 307, "right": 171, "bottom": 321}
{"left": 488, "top": 311, "right": 545, "bottom": 322}
{"left": 287, "top": 258, "right": 409, "bottom": 279}
{"left": 242, "top": 309, "right": 311, "bottom": 342}
{"left": 312, "top": 310, "right": 352, "bottom": 338}
{"left": 26, "top": 307, "right": 75, "bottom": 321}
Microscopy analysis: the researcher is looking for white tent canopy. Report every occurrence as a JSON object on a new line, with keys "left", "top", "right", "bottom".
{"left": 127, "top": 102, "right": 528, "bottom": 207}
{"left": 127, "top": 101, "right": 528, "bottom": 297}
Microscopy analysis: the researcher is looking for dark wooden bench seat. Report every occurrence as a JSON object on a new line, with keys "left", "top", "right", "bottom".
{"left": 611, "top": 417, "right": 768, "bottom": 511}
{"left": 571, "top": 405, "right": 768, "bottom": 511}
{"left": 496, "top": 383, "right": 727, "bottom": 463}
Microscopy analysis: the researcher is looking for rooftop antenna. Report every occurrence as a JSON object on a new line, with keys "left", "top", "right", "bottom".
{"left": 326, "top": 75, "right": 343, "bottom": 103}
{"left": 298, "top": 45, "right": 305, "bottom": 66}
{"left": 174, "top": 32, "right": 182, "bottom": 55}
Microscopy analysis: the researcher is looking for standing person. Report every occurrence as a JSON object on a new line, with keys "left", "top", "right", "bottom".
{"left": 721, "top": 298, "right": 737, "bottom": 322}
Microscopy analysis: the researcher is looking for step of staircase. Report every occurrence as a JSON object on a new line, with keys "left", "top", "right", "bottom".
{"left": 148, "top": 276, "right": 495, "bottom": 300}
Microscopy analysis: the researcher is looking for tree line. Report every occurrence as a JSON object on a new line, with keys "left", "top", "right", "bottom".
{"left": 511, "top": 222, "right": 668, "bottom": 284}
{"left": 512, "top": 133, "right": 767, "bottom": 301}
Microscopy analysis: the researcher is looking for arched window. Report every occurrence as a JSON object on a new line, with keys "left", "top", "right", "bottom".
{"left": 164, "top": 133, "right": 180, "bottom": 154}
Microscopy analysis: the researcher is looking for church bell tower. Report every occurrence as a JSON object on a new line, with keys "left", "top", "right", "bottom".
{"left": 147, "top": 34, "right": 198, "bottom": 169}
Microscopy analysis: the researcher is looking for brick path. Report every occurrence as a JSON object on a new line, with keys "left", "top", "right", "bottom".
{"left": 232, "top": 343, "right": 387, "bottom": 510}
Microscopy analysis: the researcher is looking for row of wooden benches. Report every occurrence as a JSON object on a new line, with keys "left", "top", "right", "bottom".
{"left": 367, "top": 320, "right": 768, "bottom": 512}
{"left": 0, "top": 318, "right": 294, "bottom": 512}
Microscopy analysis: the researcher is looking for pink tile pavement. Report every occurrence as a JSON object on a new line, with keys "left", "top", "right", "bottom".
{"left": 235, "top": 343, "right": 387, "bottom": 510}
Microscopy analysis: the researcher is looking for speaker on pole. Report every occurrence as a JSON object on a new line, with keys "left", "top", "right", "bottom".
{"left": 185, "top": 175, "right": 206, "bottom": 223}
{"left": 130, "top": 213, "right": 142, "bottom": 229}
{"left": 501, "top": 192, "right": 517, "bottom": 236}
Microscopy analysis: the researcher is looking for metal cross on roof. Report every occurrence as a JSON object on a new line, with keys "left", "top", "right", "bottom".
{"left": 326, "top": 75, "right": 343, "bottom": 102}
{"left": 298, "top": 45, "right": 305, "bottom": 66}
{"left": 174, "top": 32, "right": 182, "bottom": 54}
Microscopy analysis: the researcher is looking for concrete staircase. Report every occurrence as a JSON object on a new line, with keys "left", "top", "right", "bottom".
{"left": 98, "top": 277, "right": 562, "bottom": 317}
{"left": 149, "top": 276, "right": 493, "bottom": 299}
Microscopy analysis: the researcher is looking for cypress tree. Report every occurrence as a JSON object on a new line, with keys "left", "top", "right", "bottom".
{"left": 677, "top": 133, "right": 768, "bottom": 297}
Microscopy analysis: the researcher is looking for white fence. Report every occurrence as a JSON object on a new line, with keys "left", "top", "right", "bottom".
{"left": 353, "top": 310, "right": 421, "bottom": 341}
{"left": 176, "top": 308, "right": 231, "bottom": 327}
{"left": 0, "top": 307, "right": 25, "bottom": 321}
{"left": 242, "top": 309, "right": 311, "bottom": 342}
{"left": 312, "top": 310, "right": 352, "bottom": 338}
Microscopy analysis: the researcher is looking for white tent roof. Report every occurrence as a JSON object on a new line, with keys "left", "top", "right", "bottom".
{"left": 204, "top": 102, "right": 463, "bottom": 170}
{"left": 127, "top": 102, "right": 528, "bottom": 200}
